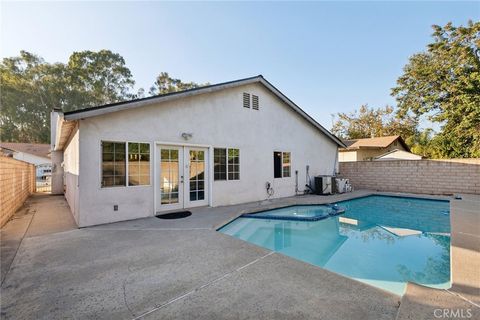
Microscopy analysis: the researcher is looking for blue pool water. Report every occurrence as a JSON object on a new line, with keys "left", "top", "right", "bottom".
{"left": 219, "top": 195, "right": 451, "bottom": 296}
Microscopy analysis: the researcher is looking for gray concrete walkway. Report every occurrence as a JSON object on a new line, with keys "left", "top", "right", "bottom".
{"left": 1, "top": 194, "right": 76, "bottom": 285}
{"left": 1, "top": 191, "right": 478, "bottom": 319}
{"left": 1, "top": 191, "right": 401, "bottom": 320}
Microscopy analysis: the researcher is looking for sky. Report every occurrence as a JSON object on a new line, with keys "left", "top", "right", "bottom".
{"left": 1, "top": 1, "right": 478, "bottom": 129}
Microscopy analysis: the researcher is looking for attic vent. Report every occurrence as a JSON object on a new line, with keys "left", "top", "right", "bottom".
{"left": 243, "top": 93, "right": 250, "bottom": 108}
{"left": 252, "top": 95, "right": 259, "bottom": 110}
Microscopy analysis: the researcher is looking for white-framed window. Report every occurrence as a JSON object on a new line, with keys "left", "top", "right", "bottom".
{"left": 128, "top": 142, "right": 150, "bottom": 186}
{"left": 101, "top": 141, "right": 150, "bottom": 188}
{"left": 273, "top": 151, "right": 291, "bottom": 178}
{"left": 214, "top": 147, "right": 240, "bottom": 181}
{"left": 101, "top": 141, "right": 126, "bottom": 187}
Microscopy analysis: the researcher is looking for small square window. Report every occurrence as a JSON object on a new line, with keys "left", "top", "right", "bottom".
{"left": 273, "top": 151, "right": 291, "bottom": 178}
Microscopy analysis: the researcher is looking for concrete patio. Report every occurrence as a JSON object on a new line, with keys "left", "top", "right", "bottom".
{"left": 0, "top": 191, "right": 478, "bottom": 319}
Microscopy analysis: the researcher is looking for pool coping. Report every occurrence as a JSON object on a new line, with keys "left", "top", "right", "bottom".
{"left": 214, "top": 190, "right": 478, "bottom": 306}
{"left": 214, "top": 190, "right": 452, "bottom": 231}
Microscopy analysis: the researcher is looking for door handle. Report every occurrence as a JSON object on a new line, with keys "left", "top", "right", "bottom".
{"left": 180, "top": 175, "right": 184, "bottom": 183}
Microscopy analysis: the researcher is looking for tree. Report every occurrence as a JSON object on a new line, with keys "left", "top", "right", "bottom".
{"left": 0, "top": 51, "right": 68, "bottom": 142}
{"left": 331, "top": 104, "right": 418, "bottom": 140}
{"left": 0, "top": 50, "right": 135, "bottom": 143}
{"left": 149, "top": 72, "right": 208, "bottom": 95}
{"left": 66, "top": 50, "right": 135, "bottom": 110}
{"left": 392, "top": 21, "right": 480, "bottom": 158}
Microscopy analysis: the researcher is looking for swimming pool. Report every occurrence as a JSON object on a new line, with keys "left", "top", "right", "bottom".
{"left": 219, "top": 195, "right": 451, "bottom": 296}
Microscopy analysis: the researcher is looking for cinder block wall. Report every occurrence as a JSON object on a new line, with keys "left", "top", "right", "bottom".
{"left": 339, "top": 159, "right": 480, "bottom": 195}
{"left": 0, "top": 157, "right": 36, "bottom": 227}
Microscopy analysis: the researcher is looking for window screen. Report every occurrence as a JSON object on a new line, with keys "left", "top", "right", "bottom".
{"left": 282, "top": 152, "right": 291, "bottom": 178}
{"left": 274, "top": 151, "right": 290, "bottom": 178}
{"left": 214, "top": 148, "right": 227, "bottom": 180}
{"left": 228, "top": 148, "right": 240, "bottom": 180}
{"left": 102, "top": 141, "right": 126, "bottom": 187}
{"left": 128, "top": 142, "right": 150, "bottom": 186}
{"left": 214, "top": 148, "right": 239, "bottom": 180}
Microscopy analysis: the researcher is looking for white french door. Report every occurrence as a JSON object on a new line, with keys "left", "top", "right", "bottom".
{"left": 156, "top": 145, "right": 209, "bottom": 212}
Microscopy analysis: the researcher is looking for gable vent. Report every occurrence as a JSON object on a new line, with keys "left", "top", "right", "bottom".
{"left": 252, "top": 95, "right": 259, "bottom": 110}
{"left": 243, "top": 93, "right": 250, "bottom": 108}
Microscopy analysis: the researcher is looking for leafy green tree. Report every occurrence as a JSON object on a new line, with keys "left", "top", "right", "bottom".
{"left": 149, "top": 72, "right": 208, "bottom": 95}
{"left": 332, "top": 104, "right": 418, "bottom": 141}
{"left": 0, "top": 50, "right": 135, "bottom": 143}
{"left": 66, "top": 50, "right": 135, "bottom": 110}
{"left": 0, "top": 51, "right": 68, "bottom": 142}
{"left": 392, "top": 21, "right": 480, "bottom": 158}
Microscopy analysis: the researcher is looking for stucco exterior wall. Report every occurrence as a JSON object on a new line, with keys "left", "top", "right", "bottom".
{"left": 50, "top": 151, "right": 64, "bottom": 194}
{"left": 63, "top": 125, "right": 80, "bottom": 225}
{"left": 76, "top": 83, "right": 338, "bottom": 226}
{"left": 339, "top": 141, "right": 407, "bottom": 162}
{"left": 339, "top": 159, "right": 480, "bottom": 195}
{"left": 338, "top": 151, "right": 357, "bottom": 162}
{"left": 11, "top": 152, "right": 50, "bottom": 166}
{"left": 375, "top": 150, "right": 422, "bottom": 160}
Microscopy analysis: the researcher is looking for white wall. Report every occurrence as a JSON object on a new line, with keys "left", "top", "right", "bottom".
{"left": 76, "top": 83, "right": 338, "bottom": 227}
{"left": 375, "top": 150, "right": 422, "bottom": 160}
{"left": 63, "top": 125, "right": 80, "bottom": 225}
{"left": 338, "top": 151, "right": 357, "bottom": 162}
{"left": 50, "top": 151, "right": 64, "bottom": 194}
{"left": 12, "top": 152, "right": 49, "bottom": 166}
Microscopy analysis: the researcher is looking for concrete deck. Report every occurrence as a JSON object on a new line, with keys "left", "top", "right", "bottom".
{"left": 1, "top": 191, "right": 478, "bottom": 319}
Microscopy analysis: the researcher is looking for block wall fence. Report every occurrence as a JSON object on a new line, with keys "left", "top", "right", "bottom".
{"left": 0, "top": 156, "right": 35, "bottom": 227}
{"left": 338, "top": 159, "right": 480, "bottom": 195}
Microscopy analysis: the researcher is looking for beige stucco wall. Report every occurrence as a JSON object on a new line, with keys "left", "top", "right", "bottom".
{"left": 339, "top": 141, "right": 407, "bottom": 162}
{"left": 339, "top": 159, "right": 480, "bottom": 195}
{"left": 357, "top": 143, "right": 405, "bottom": 161}
{"left": 375, "top": 150, "right": 422, "bottom": 160}
{"left": 63, "top": 125, "right": 80, "bottom": 225}
{"left": 75, "top": 83, "right": 339, "bottom": 227}
{"left": 338, "top": 151, "right": 357, "bottom": 162}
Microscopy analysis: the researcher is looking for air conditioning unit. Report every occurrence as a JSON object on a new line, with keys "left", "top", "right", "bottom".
{"left": 314, "top": 176, "right": 335, "bottom": 195}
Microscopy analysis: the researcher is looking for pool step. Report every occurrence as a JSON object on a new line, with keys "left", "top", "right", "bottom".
{"left": 395, "top": 283, "right": 479, "bottom": 320}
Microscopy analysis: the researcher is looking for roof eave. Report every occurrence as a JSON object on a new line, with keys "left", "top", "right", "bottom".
{"left": 63, "top": 76, "right": 263, "bottom": 121}
{"left": 62, "top": 75, "right": 346, "bottom": 148}
{"left": 257, "top": 77, "right": 346, "bottom": 147}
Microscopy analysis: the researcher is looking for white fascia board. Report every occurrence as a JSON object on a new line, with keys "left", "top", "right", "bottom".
{"left": 63, "top": 77, "right": 260, "bottom": 121}
{"left": 53, "top": 112, "right": 64, "bottom": 151}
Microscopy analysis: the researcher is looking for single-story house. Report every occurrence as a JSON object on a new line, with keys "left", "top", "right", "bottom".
{"left": 374, "top": 149, "right": 423, "bottom": 161}
{"left": 50, "top": 75, "right": 345, "bottom": 227}
{"left": 0, "top": 142, "right": 52, "bottom": 179}
{"left": 338, "top": 135, "right": 411, "bottom": 162}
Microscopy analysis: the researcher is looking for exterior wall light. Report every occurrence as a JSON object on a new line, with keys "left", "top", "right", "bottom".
{"left": 181, "top": 132, "right": 193, "bottom": 140}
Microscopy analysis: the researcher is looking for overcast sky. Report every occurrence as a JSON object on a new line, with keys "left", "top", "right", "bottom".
{"left": 1, "top": 1, "right": 478, "bottom": 129}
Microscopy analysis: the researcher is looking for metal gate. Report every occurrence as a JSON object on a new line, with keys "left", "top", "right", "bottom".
{"left": 36, "top": 163, "right": 52, "bottom": 193}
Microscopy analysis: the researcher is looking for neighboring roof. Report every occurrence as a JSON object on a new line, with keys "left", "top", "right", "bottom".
{"left": 340, "top": 135, "right": 409, "bottom": 151}
{"left": 374, "top": 149, "right": 423, "bottom": 160}
{"left": 62, "top": 75, "right": 345, "bottom": 147}
{"left": 0, "top": 142, "right": 51, "bottom": 159}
